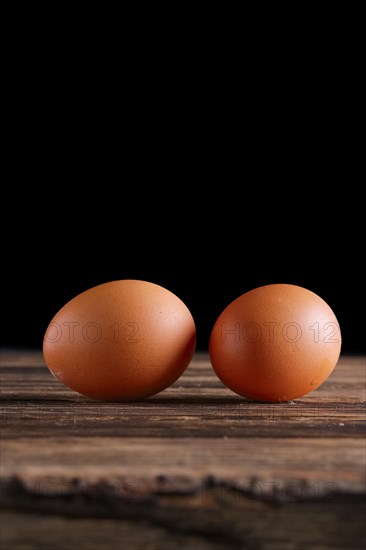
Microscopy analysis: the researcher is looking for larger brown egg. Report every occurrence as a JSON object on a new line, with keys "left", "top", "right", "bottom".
{"left": 209, "top": 284, "right": 341, "bottom": 402}
{"left": 43, "top": 280, "right": 196, "bottom": 400}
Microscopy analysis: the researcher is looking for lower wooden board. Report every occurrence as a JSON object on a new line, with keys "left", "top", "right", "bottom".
{"left": 1, "top": 351, "right": 365, "bottom": 549}
{"left": 1, "top": 497, "right": 365, "bottom": 550}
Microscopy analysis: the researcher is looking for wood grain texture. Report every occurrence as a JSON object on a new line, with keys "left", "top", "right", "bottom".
{"left": 1, "top": 350, "right": 365, "bottom": 549}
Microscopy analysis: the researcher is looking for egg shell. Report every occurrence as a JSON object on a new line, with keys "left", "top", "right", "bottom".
{"left": 43, "top": 280, "right": 196, "bottom": 400}
{"left": 209, "top": 284, "right": 342, "bottom": 402}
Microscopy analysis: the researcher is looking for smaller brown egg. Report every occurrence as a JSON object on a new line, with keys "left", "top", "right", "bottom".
{"left": 209, "top": 284, "right": 342, "bottom": 402}
{"left": 43, "top": 280, "right": 196, "bottom": 400}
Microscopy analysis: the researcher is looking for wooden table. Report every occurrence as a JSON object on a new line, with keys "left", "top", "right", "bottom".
{"left": 1, "top": 350, "right": 365, "bottom": 549}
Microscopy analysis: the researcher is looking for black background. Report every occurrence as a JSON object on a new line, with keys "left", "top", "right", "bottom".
{"left": 2, "top": 43, "right": 364, "bottom": 355}
{"left": 2, "top": 179, "right": 364, "bottom": 355}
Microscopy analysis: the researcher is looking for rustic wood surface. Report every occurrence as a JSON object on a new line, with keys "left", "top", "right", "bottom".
{"left": 0, "top": 350, "right": 365, "bottom": 549}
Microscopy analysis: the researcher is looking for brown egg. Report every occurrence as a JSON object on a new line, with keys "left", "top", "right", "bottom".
{"left": 43, "top": 280, "right": 196, "bottom": 400}
{"left": 209, "top": 284, "right": 341, "bottom": 402}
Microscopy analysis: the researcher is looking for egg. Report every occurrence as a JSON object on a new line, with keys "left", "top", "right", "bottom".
{"left": 209, "top": 284, "right": 341, "bottom": 402}
{"left": 43, "top": 280, "right": 196, "bottom": 400}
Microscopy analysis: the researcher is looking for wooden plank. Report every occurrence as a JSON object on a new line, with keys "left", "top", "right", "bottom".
{"left": 1, "top": 437, "right": 365, "bottom": 495}
{"left": 0, "top": 511, "right": 234, "bottom": 550}
{"left": 1, "top": 498, "right": 365, "bottom": 550}
{"left": 0, "top": 354, "right": 365, "bottom": 439}
{"left": 1, "top": 351, "right": 365, "bottom": 549}
{"left": 1, "top": 352, "right": 364, "bottom": 403}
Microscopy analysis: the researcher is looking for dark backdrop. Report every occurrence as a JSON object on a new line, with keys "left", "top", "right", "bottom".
{"left": 2, "top": 18, "right": 363, "bottom": 355}
{"left": 2, "top": 188, "right": 364, "bottom": 355}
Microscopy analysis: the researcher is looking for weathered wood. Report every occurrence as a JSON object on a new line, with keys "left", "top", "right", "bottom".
{"left": 1, "top": 497, "right": 365, "bottom": 550}
{"left": 1, "top": 510, "right": 234, "bottom": 550}
{"left": 0, "top": 353, "right": 364, "bottom": 439}
{"left": 0, "top": 350, "right": 365, "bottom": 549}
